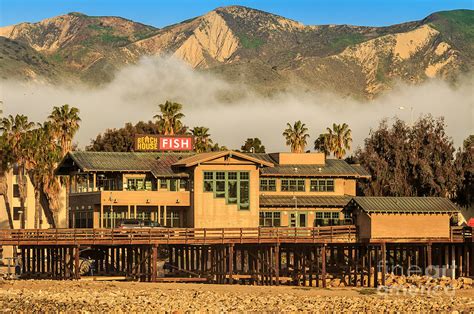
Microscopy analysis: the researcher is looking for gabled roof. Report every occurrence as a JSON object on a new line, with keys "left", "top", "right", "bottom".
{"left": 260, "top": 195, "right": 352, "bottom": 208}
{"left": 172, "top": 151, "right": 274, "bottom": 167}
{"left": 56, "top": 151, "right": 191, "bottom": 177}
{"left": 259, "top": 159, "right": 370, "bottom": 178}
{"left": 347, "top": 197, "right": 460, "bottom": 214}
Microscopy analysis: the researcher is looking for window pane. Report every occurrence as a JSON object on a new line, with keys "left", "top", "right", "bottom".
{"left": 327, "top": 180, "right": 334, "bottom": 192}
{"left": 160, "top": 179, "right": 168, "bottom": 189}
{"left": 216, "top": 172, "right": 225, "bottom": 180}
{"left": 332, "top": 212, "right": 339, "bottom": 219}
{"left": 204, "top": 172, "right": 214, "bottom": 180}
{"left": 204, "top": 181, "right": 213, "bottom": 192}
{"left": 169, "top": 179, "right": 177, "bottom": 191}
{"left": 228, "top": 181, "right": 237, "bottom": 203}
{"left": 228, "top": 172, "right": 237, "bottom": 180}
{"left": 216, "top": 181, "right": 225, "bottom": 198}
{"left": 240, "top": 181, "right": 249, "bottom": 205}
{"left": 240, "top": 172, "right": 249, "bottom": 180}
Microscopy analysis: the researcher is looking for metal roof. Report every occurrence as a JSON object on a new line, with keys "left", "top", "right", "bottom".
{"left": 348, "top": 197, "right": 460, "bottom": 214}
{"left": 63, "top": 151, "right": 192, "bottom": 177}
{"left": 260, "top": 159, "right": 370, "bottom": 178}
{"left": 56, "top": 151, "right": 370, "bottom": 179}
{"left": 172, "top": 151, "right": 274, "bottom": 167}
{"left": 260, "top": 195, "right": 352, "bottom": 207}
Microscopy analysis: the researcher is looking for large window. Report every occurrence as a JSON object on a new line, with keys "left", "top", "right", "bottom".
{"left": 166, "top": 210, "right": 181, "bottom": 227}
{"left": 259, "top": 212, "right": 281, "bottom": 227}
{"left": 203, "top": 171, "right": 250, "bottom": 210}
{"left": 310, "top": 179, "right": 334, "bottom": 192}
{"left": 314, "top": 211, "right": 341, "bottom": 226}
{"left": 126, "top": 178, "right": 145, "bottom": 191}
{"left": 260, "top": 179, "right": 276, "bottom": 191}
{"left": 281, "top": 179, "right": 305, "bottom": 192}
{"left": 159, "top": 178, "right": 186, "bottom": 191}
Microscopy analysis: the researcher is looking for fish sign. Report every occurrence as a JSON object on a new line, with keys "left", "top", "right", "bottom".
{"left": 135, "top": 135, "right": 194, "bottom": 151}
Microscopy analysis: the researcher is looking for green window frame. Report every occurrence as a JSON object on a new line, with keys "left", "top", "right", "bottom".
{"left": 310, "top": 179, "right": 335, "bottom": 192}
{"left": 202, "top": 171, "right": 250, "bottom": 210}
{"left": 260, "top": 178, "right": 276, "bottom": 191}
{"left": 281, "top": 179, "right": 305, "bottom": 192}
{"left": 259, "top": 212, "right": 281, "bottom": 227}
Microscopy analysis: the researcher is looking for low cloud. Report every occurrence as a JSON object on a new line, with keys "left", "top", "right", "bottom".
{"left": 1, "top": 56, "right": 472, "bottom": 152}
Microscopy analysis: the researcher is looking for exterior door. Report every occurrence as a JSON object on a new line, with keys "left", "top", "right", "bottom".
{"left": 290, "top": 212, "right": 307, "bottom": 227}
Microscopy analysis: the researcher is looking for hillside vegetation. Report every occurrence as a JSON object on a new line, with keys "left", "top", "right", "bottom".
{"left": 0, "top": 7, "right": 472, "bottom": 98}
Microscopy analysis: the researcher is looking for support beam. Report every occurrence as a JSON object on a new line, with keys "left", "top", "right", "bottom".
{"left": 321, "top": 244, "right": 327, "bottom": 288}
{"left": 381, "top": 242, "right": 386, "bottom": 286}
{"left": 228, "top": 244, "right": 234, "bottom": 284}
{"left": 151, "top": 245, "right": 158, "bottom": 282}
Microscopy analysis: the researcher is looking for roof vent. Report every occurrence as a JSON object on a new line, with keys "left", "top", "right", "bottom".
{"left": 318, "top": 167, "right": 322, "bottom": 172}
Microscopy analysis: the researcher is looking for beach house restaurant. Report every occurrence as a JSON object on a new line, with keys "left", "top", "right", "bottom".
{"left": 56, "top": 150, "right": 371, "bottom": 229}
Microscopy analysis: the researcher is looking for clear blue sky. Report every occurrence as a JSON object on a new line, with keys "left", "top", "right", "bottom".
{"left": 0, "top": 0, "right": 472, "bottom": 27}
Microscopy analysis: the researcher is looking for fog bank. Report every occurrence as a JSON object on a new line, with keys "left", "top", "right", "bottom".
{"left": 1, "top": 57, "right": 472, "bottom": 152}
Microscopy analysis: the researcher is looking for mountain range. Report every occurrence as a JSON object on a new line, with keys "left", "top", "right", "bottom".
{"left": 0, "top": 6, "right": 472, "bottom": 98}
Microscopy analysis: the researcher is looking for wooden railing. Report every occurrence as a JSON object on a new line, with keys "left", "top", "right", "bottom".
{"left": 0, "top": 226, "right": 469, "bottom": 246}
{"left": 0, "top": 225, "right": 356, "bottom": 245}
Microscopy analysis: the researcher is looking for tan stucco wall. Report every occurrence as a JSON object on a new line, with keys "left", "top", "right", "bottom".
{"left": 0, "top": 171, "right": 67, "bottom": 263}
{"left": 370, "top": 213, "right": 450, "bottom": 239}
{"left": 193, "top": 162, "right": 259, "bottom": 228}
{"left": 270, "top": 153, "right": 325, "bottom": 165}
{"left": 0, "top": 171, "right": 67, "bottom": 230}
{"left": 355, "top": 210, "right": 372, "bottom": 240}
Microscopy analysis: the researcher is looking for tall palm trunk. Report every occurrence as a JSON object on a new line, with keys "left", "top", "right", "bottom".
{"left": 0, "top": 173, "right": 14, "bottom": 229}
{"left": 34, "top": 189, "right": 40, "bottom": 229}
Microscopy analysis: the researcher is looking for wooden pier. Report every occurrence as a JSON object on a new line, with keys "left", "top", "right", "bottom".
{"left": 1, "top": 226, "right": 472, "bottom": 286}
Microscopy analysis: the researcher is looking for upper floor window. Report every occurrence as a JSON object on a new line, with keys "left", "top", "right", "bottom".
{"left": 126, "top": 178, "right": 145, "bottom": 191}
{"left": 203, "top": 171, "right": 250, "bottom": 210}
{"left": 281, "top": 179, "right": 305, "bottom": 192}
{"left": 260, "top": 179, "right": 276, "bottom": 191}
{"left": 310, "top": 179, "right": 334, "bottom": 192}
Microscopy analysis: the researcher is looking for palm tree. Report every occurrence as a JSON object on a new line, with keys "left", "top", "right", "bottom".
{"left": 154, "top": 101, "right": 185, "bottom": 135}
{"left": 30, "top": 125, "right": 62, "bottom": 227}
{"left": 314, "top": 133, "right": 334, "bottom": 156}
{"left": 48, "top": 105, "right": 80, "bottom": 227}
{"left": 48, "top": 104, "right": 81, "bottom": 157}
{"left": 191, "top": 126, "right": 213, "bottom": 153}
{"left": 0, "top": 133, "right": 14, "bottom": 229}
{"left": 282, "top": 121, "right": 310, "bottom": 153}
{"left": 330, "top": 123, "right": 352, "bottom": 159}
{"left": 241, "top": 138, "right": 266, "bottom": 153}
{"left": 0, "top": 115, "right": 35, "bottom": 228}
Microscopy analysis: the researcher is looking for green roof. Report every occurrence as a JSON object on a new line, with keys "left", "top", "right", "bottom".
{"left": 260, "top": 195, "right": 352, "bottom": 207}
{"left": 348, "top": 197, "right": 460, "bottom": 214}
{"left": 59, "top": 151, "right": 192, "bottom": 177}
{"left": 260, "top": 159, "right": 370, "bottom": 178}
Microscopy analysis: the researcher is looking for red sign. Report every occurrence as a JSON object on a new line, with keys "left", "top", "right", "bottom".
{"left": 160, "top": 137, "right": 193, "bottom": 151}
{"left": 135, "top": 135, "right": 194, "bottom": 151}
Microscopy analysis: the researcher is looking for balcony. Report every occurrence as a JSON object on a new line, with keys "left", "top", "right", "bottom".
{"left": 70, "top": 190, "right": 190, "bottom": 207}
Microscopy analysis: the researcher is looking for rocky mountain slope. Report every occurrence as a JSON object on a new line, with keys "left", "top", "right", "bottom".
{"left": 0, "top": 6, "right": 472, "bottom": 98}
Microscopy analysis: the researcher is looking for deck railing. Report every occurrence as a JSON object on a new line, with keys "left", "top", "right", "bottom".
{"left": 0, "top": 225, "right": 356, "bottom": 245}
{"left": 0, "top": 226, "right": 470, "bottom": 246}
